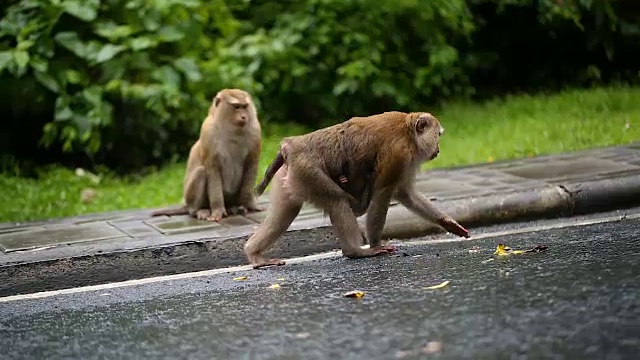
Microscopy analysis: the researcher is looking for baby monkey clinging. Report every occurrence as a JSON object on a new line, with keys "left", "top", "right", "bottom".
{"left": 245, "top": 111, "right": 470, "bottom": 269}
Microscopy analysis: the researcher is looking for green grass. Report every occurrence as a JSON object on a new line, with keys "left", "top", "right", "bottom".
{"left": 1, "top": 85, "right": 639, "bottom": 223}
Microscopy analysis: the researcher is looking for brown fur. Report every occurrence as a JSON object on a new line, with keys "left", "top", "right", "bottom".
{"left": 151, "top": 89, "right": 263, "bottom": 221}
{"left": 245, "top": 111, "right": 469, "bottom": 269}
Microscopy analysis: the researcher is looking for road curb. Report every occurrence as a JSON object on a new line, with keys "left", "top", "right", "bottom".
{"left": 2, "top": 176, "right": 640, "bottom": 297}
{"left": 560, "top": 175, "right": 640, "bottom": 215}
{"left": 378, "top": 174, "right": 640, "bottom": 240}
{"left": 377, "top": 185, "right": 573, "bottom": 240}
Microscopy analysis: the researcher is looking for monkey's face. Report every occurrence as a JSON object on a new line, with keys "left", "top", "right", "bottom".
{"left": 230, "top": 102, "right": 251, "bottom": 127}
{"left": 216, "top": 96, "right": 252, "bottom": 127}
{"left": 412, "top": 112, "right": 443, "bottom": 161}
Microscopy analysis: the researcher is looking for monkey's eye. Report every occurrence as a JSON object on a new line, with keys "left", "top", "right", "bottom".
{"left": 233, "top": 104, "right": 241, "bottom": 110}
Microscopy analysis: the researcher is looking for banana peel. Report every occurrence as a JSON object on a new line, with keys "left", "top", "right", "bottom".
{"left": 494, "top": 243, "right": 548, "bottom": 256}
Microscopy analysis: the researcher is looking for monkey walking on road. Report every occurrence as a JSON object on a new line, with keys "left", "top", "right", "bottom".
{"left": 245, "top": 111, "right": 470, "bottom": 269}
{"left": 151, "top": 89, "right": 264, "bottom": 221}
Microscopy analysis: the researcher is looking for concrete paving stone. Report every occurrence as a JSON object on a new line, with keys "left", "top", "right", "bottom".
{"left": 502, "top": 157, "right": 640, "bottom": 183}
{"left": 108, "top": 221, "right": 160, "bottom": 237}
{"left": 0, "top": 222, "right": 130, "bottom": 253}
{"left": 218, "top": 215, "right": 259, "bottom": 227}
{"left": 413, "top": 177, "right": 477, "bottom": 194}
{"left": 245, "top": 205, "right": 323, "bottom": 222}
{"left": 244, "top": 210, "right": 269, "bottom": 223}
{"left": 0, "top": 225, "right": 45, "bottom": 235}
{"left": 143, "top": 216, "right": 224, "bottom": 236}
{"left": 74, "top": 215, "right": 134, "bottom": 225}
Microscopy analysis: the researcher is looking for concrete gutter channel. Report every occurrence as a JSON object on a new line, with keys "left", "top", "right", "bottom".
{"left": 1, "top": 172, "right": 639, "bottom": 298}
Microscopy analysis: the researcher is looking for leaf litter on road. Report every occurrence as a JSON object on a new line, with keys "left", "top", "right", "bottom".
{"left": 343, "top": 290, "right": 366, "bottom": 298}
{"left": 233, "top": 276, "right": 248, "bottom": 281}
{"left": 493, "top": 243, "right": 548, "bottom": 256}
{"left": 423, "top": 280, "right": 450, "bottom": 290}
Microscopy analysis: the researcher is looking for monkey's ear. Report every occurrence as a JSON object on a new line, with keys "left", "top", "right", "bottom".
{"left": 214, "top": 96, "right": 222, "bottom": 107}
{"left": 415, "top": 113, "right": 431, "bottom": 134}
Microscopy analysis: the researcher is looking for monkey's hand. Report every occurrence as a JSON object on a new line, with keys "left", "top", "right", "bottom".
{"left": 438, "top": 218, "right": 470, "bottom": 238}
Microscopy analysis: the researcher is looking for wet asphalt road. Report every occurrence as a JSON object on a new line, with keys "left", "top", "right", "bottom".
{"left": 1, "top": 217, "right": 639, "bottom": 359}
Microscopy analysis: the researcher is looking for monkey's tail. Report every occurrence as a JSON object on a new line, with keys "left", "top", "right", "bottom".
{"left": 254, "top": 150, "right": 285, "bottom": 196}
{"left": 150, "top": 206, "right": 189, "bottom": 217}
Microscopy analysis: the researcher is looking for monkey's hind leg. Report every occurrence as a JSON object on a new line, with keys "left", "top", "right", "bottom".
{"left": 327, "top": 200, "right": 391, "bottom": 259}
{"left": 244, "top": 167, "right": 303, "bottom": 269}
{"left": 184, "top": 165, "right": 211, "bottom": 220}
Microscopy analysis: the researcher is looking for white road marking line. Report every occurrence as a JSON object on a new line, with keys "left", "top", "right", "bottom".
{"left": 0, "top": 213, "right": 635, "bottom": 303}
{"left": 0, "top": 251, "right": 343, "bottom": 303}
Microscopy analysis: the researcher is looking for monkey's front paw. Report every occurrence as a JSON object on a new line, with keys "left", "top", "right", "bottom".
{"left": 207, "top": 208, "right": 228, "bottom": 222}
{"left": 439, "top": 219, "right": 470, "bottom": 238}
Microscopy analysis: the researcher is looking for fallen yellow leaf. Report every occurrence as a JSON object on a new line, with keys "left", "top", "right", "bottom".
{"left": 233, "top": 276, "right": 248, "bottom": 281}
{"left": 493, "top": 244, "right": 512, "bottom": 255}
{"left": 268, "top": 284, "right": 281, "bottom": 289}
{"left": 276, "top": 278, "right": 285, "bottom": 281}
{"left": 344, "top": 290, "right": 365, "bottom": 298}
{"left": 423, "top": 280, "right": 450, "bottom": 290}
{"left": 493, "top": 243, "right": 548, "bottom": 256}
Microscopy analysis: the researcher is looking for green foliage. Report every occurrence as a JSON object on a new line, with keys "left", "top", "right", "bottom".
{"left": 0, "top": 0, "right": 238, "bottom": 170}
{"left": 214, "top": 0, "right": 640, "bottom": 125}
{"left": 0, "top": 0, "right": 639, "bottom": 173}
{"left": 214, "top": 0, "right": 477, "bottom": 125}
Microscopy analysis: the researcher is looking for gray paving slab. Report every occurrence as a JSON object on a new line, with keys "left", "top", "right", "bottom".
{"left": 0, "top": 222, "right": 129, "bottom": 253}
{"left": 0, "top": 143, "right": 639, "bottom": 296}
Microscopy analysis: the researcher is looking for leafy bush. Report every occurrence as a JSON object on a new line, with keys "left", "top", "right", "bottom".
{"left": 0, "top": 0, "right": 237, "bottom": 172}
{"left": 1, "top": 0, "right": 639, "bottom": 174}
{"left": 218, "top": 0, "right": 640, "bottom": 126}
{"left": 214, "top": 0, "right": 477, "bottom": 127}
